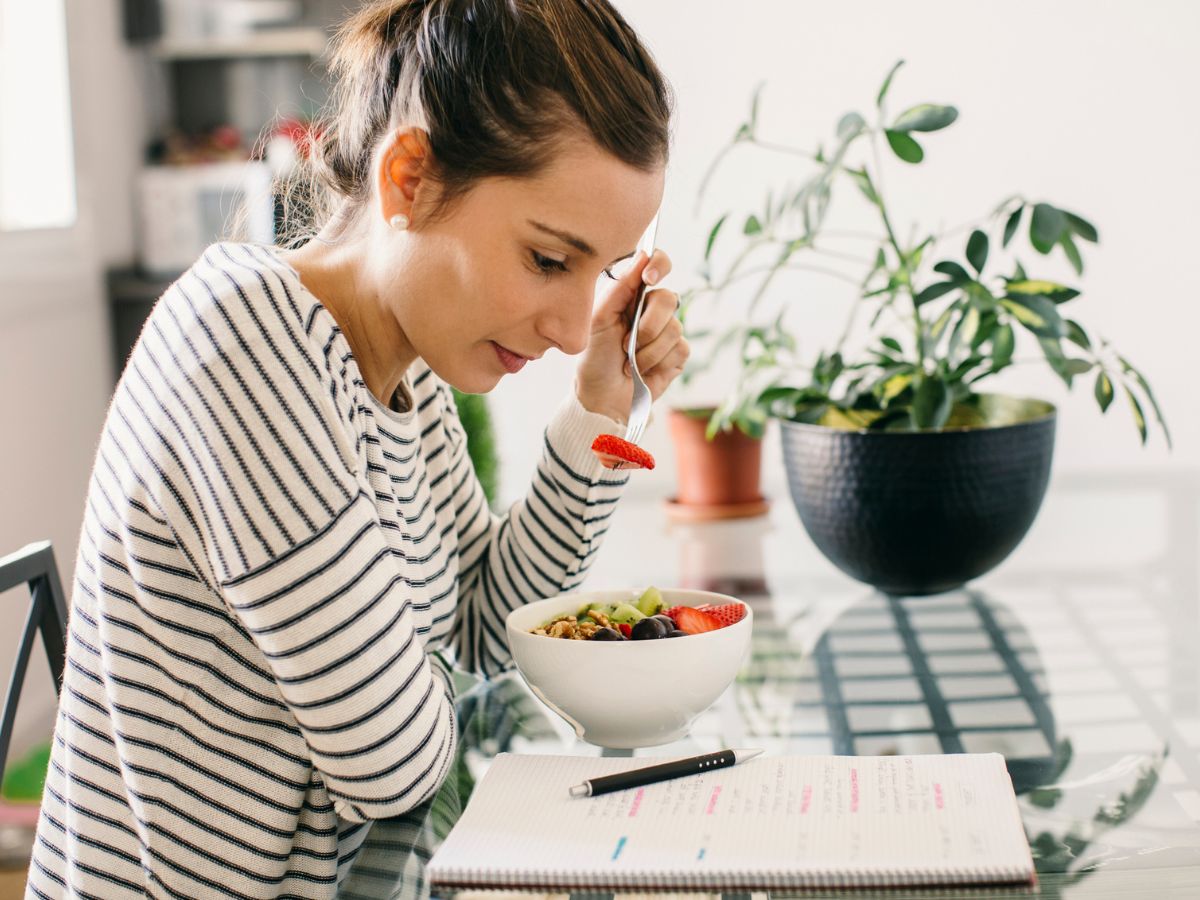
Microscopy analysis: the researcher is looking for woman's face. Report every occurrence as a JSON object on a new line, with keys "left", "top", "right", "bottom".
{"left": 369, "top": 137, "right": 664, "bottom": 394}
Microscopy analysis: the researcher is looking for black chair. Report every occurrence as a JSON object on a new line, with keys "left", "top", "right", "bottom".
{"left": 0, "top": 541, "right": 68, "bottom": 788}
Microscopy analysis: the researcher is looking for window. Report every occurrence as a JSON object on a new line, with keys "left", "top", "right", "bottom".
{"left": 0, "top": 0, "right": 76, "bottom": 231}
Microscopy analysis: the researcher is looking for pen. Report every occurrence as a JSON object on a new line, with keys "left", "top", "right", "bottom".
{"left": 568, "top": 748, "right": 764, "bottom": 798}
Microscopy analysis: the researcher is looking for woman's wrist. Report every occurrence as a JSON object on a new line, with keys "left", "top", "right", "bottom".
{"left": 574, "top": 378, "right": 627, "bottom": 425}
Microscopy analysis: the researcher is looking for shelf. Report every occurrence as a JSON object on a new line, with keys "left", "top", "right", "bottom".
{"left": 151, "top": 27, "right": 327, "bottom": 61}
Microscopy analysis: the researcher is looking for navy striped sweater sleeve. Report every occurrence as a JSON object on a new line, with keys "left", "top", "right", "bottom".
{"left": 442, "top": 388, "right": 631, "bottom": 676}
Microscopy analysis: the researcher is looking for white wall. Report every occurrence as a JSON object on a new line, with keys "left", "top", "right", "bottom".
{"left": 490, "top": 0, "right": 1198, "bottom": 508}
{"left": 0, "top": 0, "right": 147, "bottom": 752}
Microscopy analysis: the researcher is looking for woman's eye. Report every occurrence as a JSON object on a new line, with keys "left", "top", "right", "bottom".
{"left": 531, "top": 250, "right": 568, "bottom": 276}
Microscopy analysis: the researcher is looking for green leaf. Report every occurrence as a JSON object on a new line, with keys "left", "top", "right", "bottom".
{"left": 1001, "top": 293, "right": 1065, "bottom": 338}
{"left": 932, "top": 261, "right": 970, "bottom": 284}
{"left": 949, "top": 305, "right": 981, "bottom": 359}
{"left": 1063, "top": 358, "right": 1094, "bottom": 375}
{"left": 1039, "top": 337, "right": 1075, "bottom": 387}
{"left": 1060, "top": 233, "right": 1083, "bottom": 276}
{"left": 912, "top": 376, "right": 952, "bottom": 429}
{"left": 1030, "top": 203, "right": 1067, "bottom": 253}
{"left": 885, "top": 129, "right": 924, "bottom": 163}
{"left": 1065, "top": 211, "right": 1099, "bottom": 243}
{"left": 966, "top": 229, "right": 989, "bottom": 274}
{"left": 743, "top": 214, "right": 762, "bottom": 236}
{"left": 970, "top": 310, "right": 998, "bottom": 350}
{"left": 881, "top": 336, "right": 904, "bottom": 354}
{"left": 837, "top": 112, "right": 867, "bottom": 141}
{"left": 877, "top": 60, "right": 904, "bottom": 108}
{"left": 1125, "top": 387, "right": 1148, "bottom": 445}
{"left": 850, "top": 168, "right": 879, "bottom": 205}
{"left": 891, "top": 103, "right": 959, "bottom": 133}
{"left": 992, "top": 323, "right": 1015, "bottom": 369}
{"left": 1006, "top": 279, "right": 1081, "bottom": 304}
{"left": 949, "top": 354, "right": 987, "bottom": 383}
{"left": 863, "top": 246, "right": 888, "bottom": 287}
{"left": 881, "top": 372, "right": 914, "bottom": 403}
{"left": 1064, "top": 319, "right": 1090, "bottom": 350}
{"left": 1002, "top": 206, "right": 1023, "bottom": 248}
{"left": 1121, "top": 359, "right": 1173, "bottom": 449}
{"left": 928, "top": 305, "right": 955, "bottom": 344}
{"left": 914, "top": 280, "right": 959, "bottom": 306}
{"left": 704, "top": 213, "right": 728, "bottom": 262}
{"left": 905, "top": 236, "right": 934, "bottom": 271}
{"left": 452, "top": 389, "right": 500, "bottom": 505}
{"left": 1094, "top": 371, "right": 1114, "bottom": 412}
{"left": 748, "top": 82, "right": 764, "bottom": 133}
{"left": 962, "top": 305, "right": 982, "bottom": 347}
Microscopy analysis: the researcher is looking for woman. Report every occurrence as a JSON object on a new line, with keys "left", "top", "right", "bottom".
{"left": 28, "top": 1, "right": 683, "bottom": 896}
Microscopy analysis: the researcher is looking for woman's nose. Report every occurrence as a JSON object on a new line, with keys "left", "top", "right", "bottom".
{"left": 538, "top": 290, "right": 593, "bottom": 357}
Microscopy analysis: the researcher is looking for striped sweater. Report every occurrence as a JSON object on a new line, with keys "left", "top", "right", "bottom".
{"left": 28, "top": 242, "right": 630, "bottom": 898}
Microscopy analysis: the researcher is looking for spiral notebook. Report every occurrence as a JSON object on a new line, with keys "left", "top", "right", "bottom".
{"left": 427, "top": 752, "right": 1035, "bottom": 891}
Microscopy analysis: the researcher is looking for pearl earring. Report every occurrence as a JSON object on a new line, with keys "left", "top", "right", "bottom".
{"left": 389, "top": 213, "right": 410, "bottom": 231}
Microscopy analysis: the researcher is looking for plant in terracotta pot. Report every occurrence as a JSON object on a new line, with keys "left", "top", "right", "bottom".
{"left": 684, "top": 61, "right": 1169, "bottom": 594}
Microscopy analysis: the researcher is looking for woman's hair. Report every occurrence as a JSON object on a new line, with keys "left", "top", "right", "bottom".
{"left": 277, "top": 0, "right": 672, "bottom": 246}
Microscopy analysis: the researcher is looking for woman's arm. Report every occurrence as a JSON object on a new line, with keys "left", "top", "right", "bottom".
{"left": 442, "top": 387, "right": 630, "bottom": 676}
{"left": 218, "top": 489, "right": 458, "bottom": 824}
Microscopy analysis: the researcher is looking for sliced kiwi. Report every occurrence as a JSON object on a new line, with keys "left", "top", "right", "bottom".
{"left": 608, "top": 602, "right": 646, "bottom": 624}
{"left": 634, "top": 586, "right": 664, "bottom": 617}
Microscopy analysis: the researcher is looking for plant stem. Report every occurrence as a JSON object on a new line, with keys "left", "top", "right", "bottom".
{"left": 750, "top": 138, "right": 821, "bottom": 161}
{"left": 820, "top": 229, "right": 889, "bottom": 242}
{"left": 810, "top": 244, "right": 876, "bottom": 266}
{"left": 868, "top": 130, "right": 924, "bottom": 367}
{"left": 690, "top": 261, "right": 864, "bottom": 294}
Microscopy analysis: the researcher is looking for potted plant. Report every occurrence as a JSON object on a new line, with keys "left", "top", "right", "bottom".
{"left": 664, "top": 407, "right": 767, "bottom": 521}
{"left": 683, "top": 61, "right": 1169, "bottom": 595}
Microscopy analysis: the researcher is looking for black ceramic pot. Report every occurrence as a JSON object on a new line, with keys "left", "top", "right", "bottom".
{"left": 779, "top": 395, "right": 1056, "bottom": 596}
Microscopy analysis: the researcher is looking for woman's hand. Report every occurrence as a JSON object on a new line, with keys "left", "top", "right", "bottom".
{"left": 574, "top": 249, "right": 689, "bottom": 424}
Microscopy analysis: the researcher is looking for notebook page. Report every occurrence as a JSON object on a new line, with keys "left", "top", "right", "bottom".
{"left": 428, "top": 753, "right": 1033, "bottom": 888}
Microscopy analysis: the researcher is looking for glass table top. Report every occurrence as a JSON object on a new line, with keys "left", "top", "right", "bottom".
{"left": 340, "top": 471, "right": 1200, "bottom": 899}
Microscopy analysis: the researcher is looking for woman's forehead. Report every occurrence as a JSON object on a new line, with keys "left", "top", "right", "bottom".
{"left": 481, "top": 141, "right": 663, "bottom": 252}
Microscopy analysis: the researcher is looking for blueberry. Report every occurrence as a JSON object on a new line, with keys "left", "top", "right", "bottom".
{"left": 652, "top": 614, "right": 676, "bottom": 629}
{"left": 631, "top": 617, "right": 670, "bottom": 640}
{"left": 590, "top": 627, "right": 624, "bottom": 641}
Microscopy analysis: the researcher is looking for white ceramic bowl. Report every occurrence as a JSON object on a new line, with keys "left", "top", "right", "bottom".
{"left": 505, "top": 588, "right": 752, "bottom": 749}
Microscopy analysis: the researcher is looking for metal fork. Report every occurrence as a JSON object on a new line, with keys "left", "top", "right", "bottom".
{"left": 620, "top": 215, "right": 658, "bottom": 456}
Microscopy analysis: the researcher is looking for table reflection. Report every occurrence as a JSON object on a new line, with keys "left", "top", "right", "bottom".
{"left": 340, "top": 474, "right": 1200, "bottom": 898}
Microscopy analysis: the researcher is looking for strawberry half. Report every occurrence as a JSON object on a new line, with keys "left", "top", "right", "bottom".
{"left": 591, "top": 434, "right": 656, "bottom": 471}
{"left": 663, "top": 605, "right": 722, "bottom": 635}
{"left": 696, "top": 603, "right": 747, "bottom": 627}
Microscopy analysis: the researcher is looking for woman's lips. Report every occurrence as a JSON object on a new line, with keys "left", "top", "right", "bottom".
{"left": 492, "top": 342, "right": 529, "bottom": 374}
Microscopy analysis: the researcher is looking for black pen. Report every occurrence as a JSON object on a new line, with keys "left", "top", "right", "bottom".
{"left": 568, "top": 748, "right": 764, "bottom": 798}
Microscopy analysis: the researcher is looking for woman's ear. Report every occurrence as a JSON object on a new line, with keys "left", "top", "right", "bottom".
{"left": 378, "top": 126, "right": 432, "bottom": 227}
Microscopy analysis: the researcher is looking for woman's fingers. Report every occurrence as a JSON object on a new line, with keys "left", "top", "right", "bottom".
{"left": 626, "top": 287, "right": 679, "bottom": 351}
{"left": 642, "top": 337, "right": 690, "bottom": 398}
{"left": 629, "top": 303, "right": 685, "bottom": 374}
{"left": 641, "top": 248, "right": 673, "bottom": 288}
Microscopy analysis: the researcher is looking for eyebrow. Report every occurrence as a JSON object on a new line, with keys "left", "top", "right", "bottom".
{"left": 528, "top": 220, "right": 635, "bottom": 265}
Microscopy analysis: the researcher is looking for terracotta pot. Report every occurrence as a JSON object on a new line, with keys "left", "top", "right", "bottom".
{"left": 667, "top": 408, "right": 764, "bottom": 508}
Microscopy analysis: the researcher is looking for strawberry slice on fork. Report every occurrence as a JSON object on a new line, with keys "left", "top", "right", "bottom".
{"left": 590, "top": 434, "right": 656, "bottom": 470}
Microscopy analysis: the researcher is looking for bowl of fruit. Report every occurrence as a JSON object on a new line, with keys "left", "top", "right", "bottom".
{"left": 505, "top": 587, "right": 752, "bottom": 749}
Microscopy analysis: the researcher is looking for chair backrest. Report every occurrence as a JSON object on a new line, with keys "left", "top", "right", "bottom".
{"left": 0, "top": 541, "right": 68, "bottom": 789}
